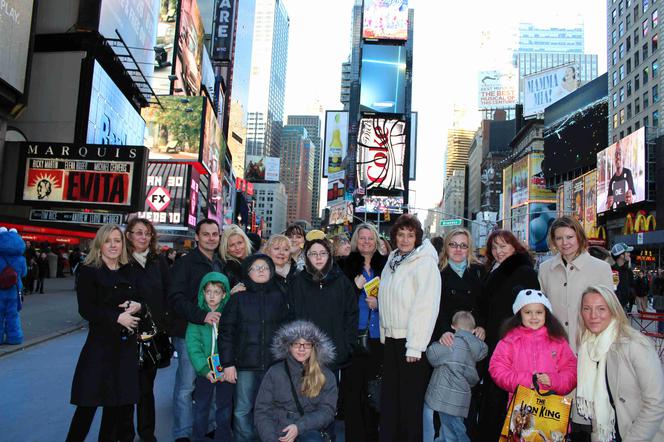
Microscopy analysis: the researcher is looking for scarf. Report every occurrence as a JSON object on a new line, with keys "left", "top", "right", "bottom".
{"left": 449, "top": 260, "right": 467, "bottom": 278}
{"left": 389, "top": 248, "right": 415, "bottom": 273}
{"left": 275, "top": 262, "right": 291, "bottom": 279}
{"left": 132, "top": 249, "right": 149, "bottom": 268}
{"left": 576, "top": 319, "right": 618, "bottom": 442}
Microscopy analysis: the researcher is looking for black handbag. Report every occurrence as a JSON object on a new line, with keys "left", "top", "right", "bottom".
{"left": 355, "top": 311, "right": 372, "bottom": 355}
{"left": 283, "top": 361, "right": 332, "bottom": 442}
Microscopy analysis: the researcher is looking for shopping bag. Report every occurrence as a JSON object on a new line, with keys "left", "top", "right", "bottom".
{"left": 499, "top": 375, "right": 572, "bottom": 442}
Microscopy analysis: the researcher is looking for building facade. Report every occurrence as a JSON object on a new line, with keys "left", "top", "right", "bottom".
{"left": 280, "top": 126, "right": 315, "bottom": 223}
{"left": 442, "top": 169, "right": 467, "bottom": 234}
{"left": 518, "top": 22, "right": 584, "bottom": 54}
{"left": 287, "top": 115, "right": 322, "bottom": 222}
{"left": 253, "top": 182, "right": 287, "bottom": 236}
{"left": 445, "top": 128, "right": 475, "bottom": 178}
{"left": 246, "top": 0, "right": 289, "bottom": 157}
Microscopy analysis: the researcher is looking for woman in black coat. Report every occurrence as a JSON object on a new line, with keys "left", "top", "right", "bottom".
{"left": 124, "top": 218, "right": 171, "bottom": 442}
{"left": 66, "top": 224, "right": 143, "bottom": 442}
{"left": 430, "top": 227, "right": 486, "bottom": 441}
{"left": 218, "top": 224, "right": 252, "bottom": 288}
{"left": 337, "top": 223, "right": 387, "bottom": 442}
{"left": 263, "top": 234, "right": 300, "bottom": 295}
{"left": 477, "top": 229, "right": 540, "bottom": 441}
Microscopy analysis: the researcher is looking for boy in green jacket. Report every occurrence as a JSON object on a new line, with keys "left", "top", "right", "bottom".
{"left": 185, "top": 272, "right": 233, "bottom": 442}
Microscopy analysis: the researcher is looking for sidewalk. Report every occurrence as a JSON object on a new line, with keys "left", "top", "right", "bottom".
{"left": 0, "top": 275, "right": 85, "bottom": 357}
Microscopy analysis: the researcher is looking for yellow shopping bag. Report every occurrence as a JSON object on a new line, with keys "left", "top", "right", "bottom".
{"left": 499, "top": 375, "right": 572, "bottom": 442}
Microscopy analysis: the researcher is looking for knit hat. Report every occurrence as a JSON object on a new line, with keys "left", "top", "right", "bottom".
{"left": 512, "top": 289, "right": 553, "bottom": 314}
{"left": 610, "top": 242, "right": 633, "bottom": 258}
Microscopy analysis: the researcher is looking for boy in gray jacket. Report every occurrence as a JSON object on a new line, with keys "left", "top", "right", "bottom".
{"left": 425, "top": 311, "right": 488, "bottom": 442}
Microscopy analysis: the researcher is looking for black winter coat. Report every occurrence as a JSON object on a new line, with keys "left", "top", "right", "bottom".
{"left": 126, "top": 252, "right": 170, "bottom": 331}
{"left": 480, "top": 253, "right": 540, "bottom": 352}
{"left": 337, "top": 251, "right": 388, "bottom": 295}
{"left": 219, "top": 254, "right": 290, "bottom": 371}
{"left": 288, "top": 265, "right": 359, "bottom": 370}
{"left": 274, "top": 264, "right": 299, "bottom": 295}
{"left": 168, "top": 247, "right": 224, "bottom": 338}
{"left": 70, "top": 264, "right": 139, "bottom": 407}
{"left": 432, "top": 263, "right": 486, "bottom": 342}
{"left": 222, "top": 258, "right": 243, "bottom": 287}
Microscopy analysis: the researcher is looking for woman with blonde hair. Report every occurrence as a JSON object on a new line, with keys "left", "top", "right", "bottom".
{"left": 577, "top": 285, "right": 664, "bottom": 441}
{"left": 219, "top": 224, "right": 252, "bottom": 286}
{"left": 262, "top": 234, "right": 298, "bottom": 294}
{"left": 427, "top": 227, "right": 486, "bottom": 440}
{"left": 66, "top": 224, "right": 142, "bottom": 441}
{"left": 254, "top": 320, "right": 338, "bottom": 442}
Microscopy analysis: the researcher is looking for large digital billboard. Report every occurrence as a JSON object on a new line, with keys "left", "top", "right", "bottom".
{"left": 523, "top": 63, "right": 581, "bottom": 117}
{"left": 511, "top": 156, "right": 529, "bottom": 206}
{"left": 360, "top": 44, "right": 406, "bottom": 114}
{"left": 478, "top": 69, "right": 518, "bottom": 110}
{"left": 528, "top": 152, "right": 555, "bottom": 200}
{"left": 245, "top": 155, "right": 280, "bottom": 182}
{"left": 597, "top": 127, "right": 646, "bottom": 212}
{"left": 212, "top": 0, "right": 236, "bottom": 61}
{"left": 151, "top": 1, "right": 178, "bottom": 95}
{"left": 362, "top": 0, "right": 408, "bottom": 41}
{"left": 17, "top": 142, "right": 148, "bottom": 211}
{"left": 87, "top": 61, "right": 146, "bottom": 146}
{"left": 136, "top": 163, "right": 191, "bottom": 226}
{"left": 357, "top": 118, "right": 406, "bottom": 191}
{"left": 0, "top": 0, "right": 35, "bottom": 94}
{"left": 99, "top": 0, "right": 159, "bottom": 81}
{"left": 174, "top": 0, "right": 205, "bottom": 96}
{"left": 142, "top": 96, "right": 205, "bottom": 161}
{"left": 502, "top": 165, "right": 512, "bottom": 230}
{"left": 355, "top": 195, "right": 404, "bottom": 214}
{"left": 529, "top": 202, "right": 557, "bottom": 252}
{"left": 323, "top": 111, "right": 349, "bottom": 178}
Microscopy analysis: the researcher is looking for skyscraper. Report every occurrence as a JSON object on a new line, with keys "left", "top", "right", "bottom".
{"left": 445, "top": 128, "right": 474, "bottom": 178}
{"left": 287, "top": 115, "right": 322, "bottom": 221}
{"left": 246, "top": 0, "right": 289, "bottom": 157}
{"left": 280, "top": 125, "right": 315, "bottom": 223}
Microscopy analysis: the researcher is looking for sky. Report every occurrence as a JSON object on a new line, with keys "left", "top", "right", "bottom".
{"left": 281, "top": 0, "right": 608, "bottom": 216}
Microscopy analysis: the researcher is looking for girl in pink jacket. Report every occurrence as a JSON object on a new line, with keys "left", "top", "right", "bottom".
{"left": 489, "top": 289, "right": 577, "bottom": 405}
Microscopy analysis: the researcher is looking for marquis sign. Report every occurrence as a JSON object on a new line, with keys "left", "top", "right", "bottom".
{"left": 16, "top": 142, "right": 148, "bottom": 211}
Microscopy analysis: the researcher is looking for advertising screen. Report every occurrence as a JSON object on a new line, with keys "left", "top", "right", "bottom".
{"left": 17, "top": 142, "right": 147, "bottom": 211}
{"left": 502, "top": 165, "right": 512, "bottom": 230}
{"left": 323, "top": 111, "right": 349, "bottom": 177}
{"left": 0, "top": 0, "right": 35, "bottom": 93}
{"left": 87, "top": 61, "right": 146, "bottom": 146}
{"left": 511, "top": 156, "right": 529, "bottom": 207}
{"left": 136, "top": 163, "right": 190, "bottom": 226}
{"left": 357, "top": 118, "right": 406, "bottom": 191}
{"left": 142, "top": 96, "right": 205, "bottom": 161}
{"left": 212, "top": 0, "right": 235, "bottom": 61}
{"left": 478, "top": 69, "right": 518, "bottom": 109}
{"left": 528, "top": 153, "right": 556, "bottom": 200}
{"left": 572, "top": 176, "right": 584, "bottom": 222}
{"left": 202, "top": 97, "right": 223, "bottom": 212}
{"left": 151, "top": 1, "right": 178, "bottom": 95}
{"left": 584, "top": 170, "right": 597, "bottom": 236}
{"left": 529, "top": 202, "right": 557, "bottom": 252}
{"left": 511, "top": 205, "right": 528, "bottom": 244}
{"left": 245, "top": 155, "right": 280, "bottom": 182}
{"left": 362, "top": 0, "right": 408, "bottom": 41}
{"left": 99, "top": 0, "right": 159, "bottom": 81}
{"left": 328, "top": 201, "right": 354, "bottom": 225}
{"left": 355, "top": 195, "right": 404, "bottom": 214}
{"left": 597, "top": 127, "right": 646, "bottom": 212}
{"left": 523, "top": 63, "right": 581, "bottom": 117}
{"left": 327, "top": 171, "right": 345, "bottom": 204}
{"left": 360, "top": 44, "right": 406, "bottom": 114}
{"left": 409, "top": 112, "right": 417, "bottom": 180}
{"left": 174, "top": 0, "right": 205, "bottom": 96}
{"left": 556, "top": 185, "right": 564, "bottom": 218}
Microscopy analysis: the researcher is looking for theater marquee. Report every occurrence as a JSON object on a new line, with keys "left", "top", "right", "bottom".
{"left": 16, "top": 142, "right": 148, "bottom": 211}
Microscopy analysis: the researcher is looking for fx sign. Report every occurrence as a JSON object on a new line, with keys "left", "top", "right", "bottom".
{"left": 147, "top": 186, "right": 171, "bottom": 211}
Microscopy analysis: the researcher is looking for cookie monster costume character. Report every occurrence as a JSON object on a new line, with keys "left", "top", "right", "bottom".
{"left": 0, "top": 227, "right": 27, "bottom": 344}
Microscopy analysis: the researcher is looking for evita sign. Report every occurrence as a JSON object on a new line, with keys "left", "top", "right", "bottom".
{"left": 16, "top": 142, "right": 148, "bottom": 211}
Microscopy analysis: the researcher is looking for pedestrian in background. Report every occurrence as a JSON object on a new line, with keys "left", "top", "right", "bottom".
{"left": 36, "top": 251, "right": 48, "bottom": 293}
{"left": 125, "top": 218, "right": 171, "bottom": 442}
{"left": 168, "top": 219, "right": 224, "bottom": 442}
{"left": 377, "top": 214, "right": 441, "bottom": 442}
{"left": 611, "top": 242, "right": 635, "bottom": 313}
{"left": 332, "top": 234, "right": 351, "bottom": 259}
{"left": 285, "top": 224, "right": 307, "bottom": 272}
{"left": 66, "top": 224, "right": 142, "bottom": 442}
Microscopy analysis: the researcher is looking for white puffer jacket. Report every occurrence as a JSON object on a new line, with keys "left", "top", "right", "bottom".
{"left": 378, "top": 240, "right": 442, "bottom": 358}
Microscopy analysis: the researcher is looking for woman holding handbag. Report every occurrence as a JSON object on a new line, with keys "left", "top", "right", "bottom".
{"left": 338, "top": 223, "right": 387, "bottom": 442}
{"left": 125, "top": 218, "right": 172, "bottom": 442}
{"left": 254, "top": 320, "right": 338, "bottom": 442}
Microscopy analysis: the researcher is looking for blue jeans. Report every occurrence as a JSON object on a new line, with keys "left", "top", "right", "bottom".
{"left": 422, "top": 403, "right": 443, "bottom": 442}
{"left": 439, "top": 412, "right": 470, "bottom": 442}
{"left": 298, "top": 430, "right": 325, "bottom": 441}
{"left": 193, "top": 376, "right": 234, "bottom": 442}
{"left": 234, "top": 370, "right": 265, "bottom": 441}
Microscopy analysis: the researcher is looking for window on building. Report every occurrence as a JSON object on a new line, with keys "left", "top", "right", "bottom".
{"left": 621, "top": 87, "right": 626, "bottom": 102}
{"left": 613, "top": 50, "right": 618, "bottom": 66}
{"left": 636, "top": 72, "right": 641, "bottom": 89}
{"left": 654, "top": 33, "right": 660, "bottom": 50}
{"left": 654, "top": 110, "right": 660, "bottom": 126}
{"left": 654, "top": 84, "right": 659, "bottom": 101}
{"left": 645, "top": 115, "right": 650, "bottom": 126}
{"left": 654, "top": 9, "right": 660, "bottom": 26}
{"left": 628, "top": 103, "right": 633, "bottom": 118}
{"left": 621, "top": 0, "right": 625, "bottom": 14}
{"left": 636, "top": 96, "right": 641, "bottom": 113}
{"left": 635, "top": 120, "right": 641, "bottom": 129}
{"left": 635, "top": 4, "right": 640, "bottom": 18}
{"left": 628, "top": 79, "right": 633, "bottom": 96}
{"left": 613, "top": 70, "right": 619, "bottom": 86}
{"left": 636, "top": 49, "right": 641, "bottom": 65}
{"left": 644, "top": 42, "right": 649, "bottom": 59}
{"left": 628, "top": 36, "right": 633, "bottom": 51}
{"left": 644, "top": 18, "right": 651, "bottom": 36}
{"left": 644, "top": 91, "right": 650, "bottom": 107}
{"left": 628, "top": 58, "right": 633, "bottom": 74}
{"left": 614, "top": 8, "right": 619, "bottom": 23}
{"left": 627, "top": 125, "right": 633, "bottom": 134}
{"left": 635, "top": 27, "right": 640, "bottom": 45}
{"left": 613, "top": 92, "right": 619, "bottom": 108}
{"left": 644, "top": 0, "right": 650, "bottom": 13}
{"left": 620, "top": 43, "right": 625, "bottom": 59}
{"left": 654, "top": 59, "right": 660, "bottom": 78}
{"left": 620, "top": 21, "right": 626, "bottom": 38}
{"left": 628, "top": 12, "right": 633, "bottom": 26}
{"left": 620, "top": 64, "right": 626, "bottom": 80}
{"left": 620, "top": 108, "right": 626, "bottom": 124}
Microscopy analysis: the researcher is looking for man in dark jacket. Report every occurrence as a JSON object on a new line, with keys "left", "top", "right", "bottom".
{"left": 611, "top": 242, "right": 635, "bottom": 313}
{"left": 168, "top": 218, "right": 224, "bottom": 442}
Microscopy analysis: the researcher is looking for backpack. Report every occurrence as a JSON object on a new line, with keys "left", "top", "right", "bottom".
{"left": 0, "top": 257, "right": 18, "bottom": 289}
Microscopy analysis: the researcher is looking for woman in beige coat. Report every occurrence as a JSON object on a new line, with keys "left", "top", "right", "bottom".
{"left": 577, "top": 285, "right": 664, "bottom": 442}
{"left": 538, "top": 216, "right": 614, "bottom": 353}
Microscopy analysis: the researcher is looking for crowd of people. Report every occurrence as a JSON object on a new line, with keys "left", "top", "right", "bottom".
{"left": 60, "top": 214, "right": 664, "bottom": 442}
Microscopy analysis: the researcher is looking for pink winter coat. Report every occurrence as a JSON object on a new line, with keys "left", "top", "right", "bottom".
{"left": 489, "top": 325, "right": 577, "bottom": 404}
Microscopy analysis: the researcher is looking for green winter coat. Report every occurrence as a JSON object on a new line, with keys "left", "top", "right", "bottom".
{"left": 185, "top": 272, "right": 231, "bottom": 376}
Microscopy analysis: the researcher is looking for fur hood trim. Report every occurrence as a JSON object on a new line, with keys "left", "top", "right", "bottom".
{"left": 271, "top": 320, "right": 336, "bottom": 366}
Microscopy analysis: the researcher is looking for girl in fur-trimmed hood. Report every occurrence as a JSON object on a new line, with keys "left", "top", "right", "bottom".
{"left": 254, "top": 321, "right": 338, "bottom": 442}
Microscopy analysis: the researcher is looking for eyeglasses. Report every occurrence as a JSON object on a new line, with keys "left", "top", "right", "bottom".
{"left": 249, "top": 264, "right": 270, "bottom": 273}
{"left": 130, "top": 230, "right": 152, "bottom": 238}
{"left": 290, "top": 342, "right": 313, "bottom": 350}
{"left": 448, "top": 242, "right": 469, "bottom": 250}
{"left": 307, "top": 251, "right": 329, "bottom": 259}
